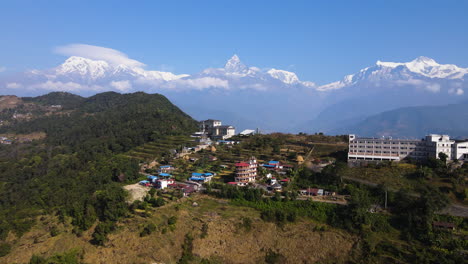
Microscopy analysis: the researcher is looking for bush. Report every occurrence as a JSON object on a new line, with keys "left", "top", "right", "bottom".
{"left": 265, "top": 249, "right": 286, "bottom": 264}
{"left": 0, "top": 242, "right": 11, "bottom": 257}
{"left": 91, "top": 221, "right": 116, "bottom": 246}
{"left": 140, "top": 223, "right": 156, "bottom": 237}
{"left": 168, "top": 216, "right": 177, "bottom": 226}
{"left": 50, "top": 226, "right": 60, "bottom": 237}
{"left": 200, "top": 223, "right": 209, "bottom": 238}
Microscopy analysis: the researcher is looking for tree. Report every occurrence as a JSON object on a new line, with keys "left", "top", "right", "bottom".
{"left": 438, "top": 152, "right": 448, "bottom": 164}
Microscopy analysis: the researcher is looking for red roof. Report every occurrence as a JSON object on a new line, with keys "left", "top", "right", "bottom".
{"left": 280, "top": 178, "right": 290, "bottom": 182}
{"left": 235, "top": 162, "right": 250, "bottom": 167}
{"left": 227, "top": 182, "right": 238, "bottom": 185}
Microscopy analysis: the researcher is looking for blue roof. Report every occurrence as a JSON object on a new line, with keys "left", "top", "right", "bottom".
{"left": 159, "top": 173, "right": 171, "bottom": 177}
{"left": 147, "top": 175, "right": 158, "bottom": 180}
{"left": 192, "top": 172, "right": 212, "bottom": 177}
{"left": 139, "top": 180, "right": 150, "bottom": 184}
{"left": 160, "top": 165, "right": 172, "bottom": 168}
{"left": 263, "top": 164, "right": 275, "bottom": 168}
{"left": 269, "top": 161, "right": 279, "bottom": 164}
{"left": 189, "top": 177, "right": 205, "bottom": 181}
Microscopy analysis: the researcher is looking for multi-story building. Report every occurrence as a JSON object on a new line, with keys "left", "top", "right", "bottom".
{"left": 235, "top": 156, "right": 258, "bottom": 183}
{"left": 348, "top": 134, "right": 468, "bottom": 162}
{"left": 199, "top": 119, "right": 236, "bottom": 140}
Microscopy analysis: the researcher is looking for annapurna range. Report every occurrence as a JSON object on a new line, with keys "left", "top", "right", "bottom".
{"left": 1, "top": 54, "right": 467, "bottom": 135}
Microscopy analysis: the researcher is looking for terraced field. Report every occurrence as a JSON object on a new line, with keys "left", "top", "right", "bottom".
{"left": 126, "top": 135, "right": 197, "bottom": 161}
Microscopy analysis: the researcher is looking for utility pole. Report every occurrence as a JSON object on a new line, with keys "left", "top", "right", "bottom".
{"left": 385, "top": 188, "right": 387, "bottom": 209}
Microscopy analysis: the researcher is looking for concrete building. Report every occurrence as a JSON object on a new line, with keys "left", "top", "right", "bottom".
{"left": 348, "top": 134, "right": 468, "bottom": 162}
{"left": 235, "top": 156, "right": 258, "bottom": 183}
{"left": 199, "top": 119, "right": 236, "bottom": 140}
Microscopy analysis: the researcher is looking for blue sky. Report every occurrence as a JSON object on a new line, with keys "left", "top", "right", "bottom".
{"left": 1, "top": 0, "right": 467, "bottom": 84}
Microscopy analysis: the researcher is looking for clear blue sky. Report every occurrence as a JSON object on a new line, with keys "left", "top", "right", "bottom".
{"left": 1, "top": 0, "right": 467, "bottom": 84}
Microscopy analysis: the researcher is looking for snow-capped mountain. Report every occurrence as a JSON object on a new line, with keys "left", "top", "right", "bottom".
{"left": 318, "top": 56, "right": 468, "bottom": 92}
{"left": 4, "top": 54, "right": 314, "bottom": 93}
{"left": 39, "top": 56, "right": 189, "bottom": 84}
{"left": 305, "top": 56, "right": 468, "bottom": 134}
{"left": 1, "top": 53, "right": 468, "bottom": 134}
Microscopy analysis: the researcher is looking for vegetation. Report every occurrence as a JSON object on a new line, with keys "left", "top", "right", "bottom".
{"left": 0, "top": 92, "right": 197, "bottom": 246}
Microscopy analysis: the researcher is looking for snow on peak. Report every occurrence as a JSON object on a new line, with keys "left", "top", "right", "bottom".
{"left": 224, "top": 54, "right": 248, "bottom": 73}
{"left": 56, "top": 56, "right": 110, "bottom": 79}
{"left": 412, "top": 56, "right": 437, "bottom": 64}
{"left": 319, "top": 56, "right": 468, "bottom": 91}
{"left": 267, "top": 69, "right": 299, "bottom": 84}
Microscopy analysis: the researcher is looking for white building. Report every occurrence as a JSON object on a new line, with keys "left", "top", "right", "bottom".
{"left": 199, "top": 119, "right": 236, "bottom": 140}
{"left": 348, "top": 134, "right": 468, "bottom": 162}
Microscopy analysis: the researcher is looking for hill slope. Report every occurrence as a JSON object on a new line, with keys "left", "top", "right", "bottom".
{"left": 338, "top": 101, "right": 468, "bottom": 138}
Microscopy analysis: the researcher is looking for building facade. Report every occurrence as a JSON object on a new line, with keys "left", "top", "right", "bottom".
{"left": 235, "top": 156, "right": 258, "bottom": 183}
{"left": 348, "top": 134, "right": 468, "bottom": 162}
{"left": 199, "top": 119, "right": 236, "bottom": 140}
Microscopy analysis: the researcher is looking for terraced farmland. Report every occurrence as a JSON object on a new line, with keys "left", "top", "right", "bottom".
{"left": 126, "top": 135, "right": 197, "bottom": 161}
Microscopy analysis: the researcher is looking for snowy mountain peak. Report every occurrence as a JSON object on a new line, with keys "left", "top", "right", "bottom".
{"left": 56, "top": 56, "right": 110, "bottom": 79}
{"left": 412, "top": 56, "right": 437, "bottom": 65}
{"left": 320, "top": 56, "right": 468, "bottom": 91}
{"left": 224, "top": 54, "right": 248, "bottom": 73}
{"left": 267, "top": 69, "right": 300, "bottom": 84}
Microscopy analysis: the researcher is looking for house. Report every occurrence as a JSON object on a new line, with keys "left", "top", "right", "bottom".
{"left": 280, "top": 178, "right": 290, "bottom": 184}
{"left": 139, "top": 180, "right": 151, "bottom": 186}
{"left": 433, "top": 221, "right": 456, "bottom": 231}
{"left": 299, "top": 188, "right": 324, "bottom": 196}
{"left": 268, "top": 177, "right": 277, "bottom": 185}
{"left": 189, "top": 172, "right": 213, "bottom": 183}
{"left": 158, "top": 173, "right": 172, "bottom": 178}
{"left": 262, "top": 161, "right": 283, "bottom": 170}
{"left": 271, "top": 183, "right": 282, "bottom": 192}
{"left": 147, "top": 175, "right": 158, "bottom": 183}
{"left": 159, "top": 165, "right": 175, "bottom": 173}
{"left": 239, "top": 129, "right": 256, "bottom": 136}
{"left": 155, "top": 178, "right": 175, "bottom": 189}
{"left": 0, "top": 137, "right": 12, "bottom": 145}
{"left": 217, "top": 140, "right": 238, "bottom": 145}
{"left": 199, "top": 119, "right": 236, "bottom": 140}
{"left": 266, "top": 173, "right": 272, "bottom": 179}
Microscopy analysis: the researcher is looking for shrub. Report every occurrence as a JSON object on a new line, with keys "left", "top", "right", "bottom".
{"left": 140, "top": 223, "right": 156, "bottom": 237}
{"left": 168, "top": 216, "right": 177, "bottom": 226}
{"left": 0, "top": 242, "right": 11, "bottom": 257}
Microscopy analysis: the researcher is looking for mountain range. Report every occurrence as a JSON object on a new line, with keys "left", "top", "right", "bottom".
{"left": 1, "top": 54, "right": 467, "bottom": 136}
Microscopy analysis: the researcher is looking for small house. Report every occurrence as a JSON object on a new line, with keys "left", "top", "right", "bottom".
{"left": 300, "top": 188, "right": 324, "bottom": 196}
{"left": 139, "top": 180, "right": 151, "bottom": 186}
{"left": 189, "top": 172, "right": 213, "bottom": 183}
{"left": 159, "top": 165, "right": 174, "bottom": 173}
{"left": 433, "top": 221, "right": 456, "bottom": 231}
{"left": 155, "top": 178, "right": 175, "bottom": 189}
{"left": 147, "top": 175, "right": 158, "bottom": 183}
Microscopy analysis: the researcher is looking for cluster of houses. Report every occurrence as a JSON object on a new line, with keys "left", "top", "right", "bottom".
{"left": 138, "top": 164, "right": 215, "bottom": 196}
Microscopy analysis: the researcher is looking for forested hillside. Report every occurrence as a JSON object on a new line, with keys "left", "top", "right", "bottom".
{"left": 0, "top": 92, "right": 198, "bottom": 255}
